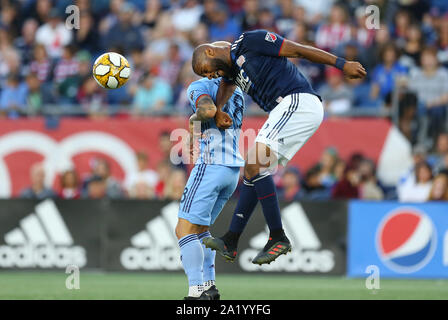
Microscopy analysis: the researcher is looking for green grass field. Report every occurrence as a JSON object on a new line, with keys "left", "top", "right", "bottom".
{"left": 0, "top": 271, "right": 447, "bottom": 300}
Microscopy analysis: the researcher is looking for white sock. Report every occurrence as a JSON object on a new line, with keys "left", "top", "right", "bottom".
{"left": 203, "top": 280, "right": 215, "bottom": 290}
{"left": 188, "top": 284, "right": 204, "bottom": 297}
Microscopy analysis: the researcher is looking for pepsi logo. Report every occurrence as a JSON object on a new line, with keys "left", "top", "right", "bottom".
{"left": 376, "top": 208, "right": 437, "bottom": 273}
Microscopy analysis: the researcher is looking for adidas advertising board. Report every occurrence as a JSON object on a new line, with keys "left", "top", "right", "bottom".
{"left": 0, "top": 199, "right": 102, "bottom": 269}
{"left": 211, "top": 201, "right": 347, "bottom": 275}
{"left": 0, "top": 199, "right": 347, "bottom": 274}
{"left": 103, "top": 200, "right": 347, "bottom": 274}
{"left": 105, "top": 200, "right": 182, "bottom": 271}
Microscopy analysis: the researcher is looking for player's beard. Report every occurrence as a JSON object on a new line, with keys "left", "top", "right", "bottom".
{"left": 211, "top": 58, "right": 233, "bottom": 78}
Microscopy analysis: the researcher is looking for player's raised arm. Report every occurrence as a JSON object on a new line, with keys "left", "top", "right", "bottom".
{"left": 214, "top": 80, "right": 236, "bottom": 129}
{"left": 279, "top": 39, "right": 367, "bottom": 79}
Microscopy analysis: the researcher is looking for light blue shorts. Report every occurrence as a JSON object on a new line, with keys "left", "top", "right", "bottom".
{"left": 178, "top": 164, "right": 241, "bottom": 226}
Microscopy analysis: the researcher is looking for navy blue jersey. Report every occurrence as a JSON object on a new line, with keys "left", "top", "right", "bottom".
{"left": 226, "top": 29, "right": 320, "bottom": 112}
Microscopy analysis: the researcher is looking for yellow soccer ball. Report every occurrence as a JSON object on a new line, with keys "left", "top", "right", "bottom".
{"left": 92, "top": 52, "right": 131, "bottom": 89}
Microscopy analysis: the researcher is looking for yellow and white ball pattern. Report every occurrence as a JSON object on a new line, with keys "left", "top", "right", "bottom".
{"left": 92, "top": 52, "right": 131, "bottom": 89}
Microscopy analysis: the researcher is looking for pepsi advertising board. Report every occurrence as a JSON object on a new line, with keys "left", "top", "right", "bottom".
{"left": 348, "top": 201, "right": 448, "bottom": 278}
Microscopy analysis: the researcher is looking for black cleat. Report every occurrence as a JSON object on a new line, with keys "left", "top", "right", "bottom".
{"left": 204, "top": 285, "right": 220, "bottom": 300}
{"left": 203, "top": 237, "right": 237, "bottom": 262}
{"left": 252, "top": 237, "right": 292, "bottom": 265}
{"left": 184, "top": 291, "right": 212, "bottom": 300}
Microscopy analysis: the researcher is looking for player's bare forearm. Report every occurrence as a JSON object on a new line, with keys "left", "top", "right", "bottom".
{"left": 195, "top": 95, "right": 217, "bottom": 122}
{"left": 279, "top": 39, "right": 367, "bottom": 79}
{"left": 216, "top": 80, "right": 237, "bottom": 110}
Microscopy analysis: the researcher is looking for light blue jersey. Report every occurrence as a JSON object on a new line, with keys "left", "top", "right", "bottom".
{"left": 179, "top": 78, "right": 246, "bottom": 226}
{"left": 187, "top": 78, "right": 245, "bottom": 167}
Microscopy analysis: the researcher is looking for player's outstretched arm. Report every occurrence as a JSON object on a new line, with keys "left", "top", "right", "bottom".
{"left": 279, "top": 39, "right": 367, "bottom": 79}
{"left": 214, "top": 80, "right": 236, "bottom": 129}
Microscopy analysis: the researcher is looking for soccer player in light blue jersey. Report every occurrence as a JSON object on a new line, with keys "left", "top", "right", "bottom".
{"left": 175, "top": 77, "right": 245, "bottom": 300}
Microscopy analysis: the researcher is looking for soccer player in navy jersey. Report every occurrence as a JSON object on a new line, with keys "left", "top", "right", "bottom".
{"left": 192, "top": 30, "right": 366, "bottom": 265}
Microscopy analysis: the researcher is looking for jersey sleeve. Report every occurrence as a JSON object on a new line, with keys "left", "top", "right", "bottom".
{"left": 242, "top": 29, "right": 285, "bottom": 56}
{"left": 187, "top": 81, "right": 212, "bottom": 113}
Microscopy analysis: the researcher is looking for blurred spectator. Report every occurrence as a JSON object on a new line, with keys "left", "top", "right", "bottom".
{"left": 398, "top": 161, "right": 433, "bottom": 202}
{"left": 437, "top": 18, "right": 448, "bottom": 66}
{"left": 302, "top": 165, "right": 331, "bottom": 200}
{"left": 13, "top": 18, "right": 39, "bottom": 68}
{"left": 142, "top": 0, "right": 163, "bottom": 29}
{"left": 208, "top": 3, "right": 241, "bottom": 42}
{"left": 358, "top": 158, "right": 384, "bottom": 200}
{"left": 164, "top": 168, "right": 187, "bottom": 200}
{"left": 29, "top": 44, "right": 51, "bottom": 83}
{"left": 319, "top": 67, "right": 353, "bottom": 114}
{"left": 85, "top": 175, "right": 107, "bottom": 199}
{"left": 366, "top": 24, "right": 392, "bottom": 70}
{"left": 102, "top": 2, "right": 144, "bottom": 54}
{"left": 171, "top": 0, "right": 203, "bottom": 32}
{"left": 58, "top": 169, "right": 81, "bottom": 199}
{"left": 428, "top": 172, "right": 448, "bottom": 201}
{"left": 35, "top": 8, "right": 73, "bottom": 59}
{"left": 127, "top": 48, "right": 146, "bottom": 97}
{"left": 25, "top": 72, "right": 53, "bottom": 116}
{"left": 98, "top": 0, "right": 125, "bottom": 36}
{"left": 82, "top": 158, "right": 124, "bottom": 198}
{"left": 155, "top": 160, "right": 173, "bottom": 198}
{"left": 73, "top": 13, "right": 100, "bottom": 54}
{"left": 331, "top": 164, "right": 360, "bottom": 199}
{"left": 399, "top": 24, "right": 424, "bottom": 69}
{"left": 125, "top": 151, "right": 159, "bottom": 198}
{"left": 0, "top": 1, "right": 21, "bottom": 38}
{"left": 54, "top": 45, "right": 80, "bottom": 84}
{"left": 238, "top": 0, "right": 259, "bottom": 31}
{"left": 315, "top": 4, "right": 351, "bottom": 51}
{"left": 158, "top": 43, "right": 185, "bottom": 87}
{"left": 428, "top": 132, "right": 448, "bottom": 171}
{"left": 77, "top": 77, "right": 107, "bottom": 115}
{"left": 0, "top": 74, "right": 27, "bottom": 118}
{"left": 29, "top": 0, "right": 53, "bottom": 25}
{"left": 274, "top": 0, "right": 296, "bottom": 36}
{"left": 296, "top": 0, "right": 334, "bottom": 27}
{"left": 407, "top": 46, "right": 448, "bottom": 142}
{"left": 133, "top": 73, "right": 172, "bottom": 114}
{"left": 255, "top": 7, "right": 279, "bottom": 34}
{"left": 370, "top": 43, "right": 407, "bottom": 103}
{"left": 398, "top": 92, "right": 419, "bottom": 144}
{"left": 20, "top": 162, "right": 56, "bottom": 199}
{"left": 278, "top": 166, "right": 303, "bottom": 202}
{"left": 391, "top": 10, "right": 412, "bottom": 46}
{"left": 317, "top": 147, "right": 339, "bottom": 188}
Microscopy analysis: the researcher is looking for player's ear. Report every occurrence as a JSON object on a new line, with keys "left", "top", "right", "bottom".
{"left": 205, "top": 47, "right": 215, "bottom": 57}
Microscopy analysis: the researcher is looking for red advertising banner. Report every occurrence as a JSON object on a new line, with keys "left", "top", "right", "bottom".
{"left": 0, "top": 117, "right": 393, "bottom": 197}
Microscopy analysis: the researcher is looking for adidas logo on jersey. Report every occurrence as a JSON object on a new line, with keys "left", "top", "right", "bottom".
{"left": 120, "top": 202, "right": 182, "bottom": 270}
{"left": 239, "top": 203, "right": 335, "bottom": 273}
{"left": 0, "top": 199, "right": 86, "bottom": 268}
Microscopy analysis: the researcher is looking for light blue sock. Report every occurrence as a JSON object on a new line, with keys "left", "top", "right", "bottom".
{"left": 198, "top": 231, "right": 216, "bottom": 286}
{"left": 179, "top": 234, "right": 204, "bottom": 287}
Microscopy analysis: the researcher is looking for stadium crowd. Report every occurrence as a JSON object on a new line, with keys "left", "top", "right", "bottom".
{"left": 1, "top": 0, "right": 448, "bottom": 202}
